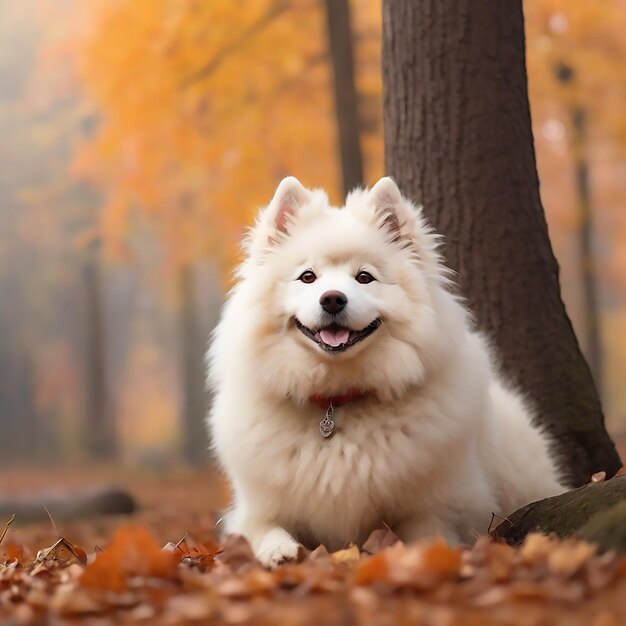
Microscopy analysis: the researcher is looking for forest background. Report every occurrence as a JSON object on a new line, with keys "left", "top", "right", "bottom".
{"left": 1, "top": 0, "right": 625, "bottom": 466}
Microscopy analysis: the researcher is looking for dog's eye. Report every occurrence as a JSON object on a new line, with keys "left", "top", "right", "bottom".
{"left": 356, "top": 271, "right": 375, "bottom": 284}
{"left": 298, "top": 270, "right": 317, "bottom": 284}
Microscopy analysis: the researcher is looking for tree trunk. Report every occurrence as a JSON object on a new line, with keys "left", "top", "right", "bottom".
{"left": 83, "top": 241, "right": 116, "bottom": 458}
{"left": 178, "top": 263, "right": 208, "bottom": 465}
{"left": 382, "top": 0, "right": 621, "bottom": 487}
{"left": 324, "top": 0, "right": 363, "bottom": 197}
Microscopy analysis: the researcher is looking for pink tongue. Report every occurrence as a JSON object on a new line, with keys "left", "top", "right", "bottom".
{"left": 320, "top": 328, "right": 350, "bottom": 347}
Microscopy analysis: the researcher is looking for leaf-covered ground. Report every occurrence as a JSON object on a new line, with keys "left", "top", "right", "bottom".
{"left": 1, "top": 465, "right": 626, "bottom": 625}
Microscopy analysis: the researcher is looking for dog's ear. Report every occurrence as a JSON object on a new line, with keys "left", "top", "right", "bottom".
{"left": 267, "top": 176, "right": 311, "bottom": 236}
{"left": 369, "top": 177, "right": 407, "bottom": 241}
{"left": 244, "top": 177, "right": 313, "bottom": 264}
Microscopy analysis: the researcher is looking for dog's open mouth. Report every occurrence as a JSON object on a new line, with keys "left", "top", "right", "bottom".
{"left": 295, "top": 319, "right": 382, "bottom": 352}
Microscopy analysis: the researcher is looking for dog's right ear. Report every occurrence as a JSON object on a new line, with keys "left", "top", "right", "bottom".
{"left": 245, "top": 177, "right": 312, "bottom": 263}
{"left": 265, "top": 176, "right": 311, "bottom": 236}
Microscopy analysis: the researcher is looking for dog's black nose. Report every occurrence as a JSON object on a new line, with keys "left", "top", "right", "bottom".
{"left": 320, "top": 290, "right": 347, "bottom": 314}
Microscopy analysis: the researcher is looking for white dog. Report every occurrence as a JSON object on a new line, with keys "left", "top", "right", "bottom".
{"left": 207, "top": 176, "right": 566, "bottom": 567}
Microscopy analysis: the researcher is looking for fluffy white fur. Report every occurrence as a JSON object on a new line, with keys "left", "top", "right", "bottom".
{"left": 208, "top": 176, "right": 566, "bottom": 567}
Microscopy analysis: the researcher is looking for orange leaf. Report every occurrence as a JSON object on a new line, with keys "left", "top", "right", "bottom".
{"left": 81, "top": 526, "right": 180, "bottom": 592}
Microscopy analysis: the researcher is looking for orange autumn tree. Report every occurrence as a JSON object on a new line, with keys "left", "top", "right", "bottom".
{"left": 65, "top": 0, "right": 383, "bottom": 462}
{"left": 69, "top": 0, "right": 382, "bottom": 272}
{"left": 64, "top": 0, "right": 626, "bottom": 450}
{"left": 525, "top": 0, "right": 626, "bottom": 424}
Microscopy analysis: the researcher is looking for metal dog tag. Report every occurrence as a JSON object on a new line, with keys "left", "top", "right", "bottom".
{"left": 319, "top": 403, "right": 335, "bottom": 438}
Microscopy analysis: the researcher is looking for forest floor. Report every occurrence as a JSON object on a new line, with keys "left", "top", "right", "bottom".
{"left": 0, "top": 439, "right": 625, "bottom": 625}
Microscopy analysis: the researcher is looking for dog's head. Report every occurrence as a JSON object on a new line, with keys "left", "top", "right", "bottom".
{"left": 223, "top": 176, "right": 462, "bottom": 402}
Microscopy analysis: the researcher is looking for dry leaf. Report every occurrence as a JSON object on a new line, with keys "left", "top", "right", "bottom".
{"left": 80, "top": 526, "right": 179, "bottom": 592}
{"left": 2, "top": 539, "right": 27, "bottom": 563}
{"left": 216, "top": 534, "right": 259, "bottom": 573}
{"left": 362, "top": 528, "right": 400, "bottom": 554}
{"left": 308, "top": 545, "right": 331, "bottom": 562}
{"left": 354, "top": 538, "right": 461, "bottom": 589}
{"left": 36, "top": 538, "right": 87, "bottom": 566}
{"left": 547, "top": 540, "right": 596, "bottom": 576}
{"left": 330, "top": 544, "right": 360, "bottom": 564}
{"left": 520, "top": 533, "right": 555, "bottom": 562}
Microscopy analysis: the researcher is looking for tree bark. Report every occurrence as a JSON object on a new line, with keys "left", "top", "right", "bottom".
{"left": 324, "top": 0, "right": 364, "bottom": 197}
{"left": 382, "top": 0, "right": 621, "bottom": 487}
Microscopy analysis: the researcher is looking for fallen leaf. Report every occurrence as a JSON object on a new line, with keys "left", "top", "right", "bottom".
{"left": 80, "top": 526, "right": 179, "bottom": 592}
{"left": 215, "top": 534, "right": 259, "bottom": 573}
{"left": 354, "top": 538, "right": 461, "bottom": 589}
{"left": 2, "top": 539, "right": 27, "bottom": 563}
{"left": 362, "top": 528, "right": 400, "bottom": 554}
{"left": 420, "top": 537, "right": 463, "bottom": 578}
{"left": 217, "top": 569, "right": 276, "bottom": 597}
{"left": 520, "top": 533, "right": 555, "bottom": 563}
{"left": 36, "top": 538, "right": 87, "bottom": 566}
{"left": 308, "top": 544, "right": 331, "bottom": 562}
{"left": 353, "top": 551, "right": 390, "bottom": 585}
{"left": 172, "top": 533, "right": 222, "bottom": 571}
{"left": 547, "top": 540, "right": 596, "bottom": 576}
{"left": 331, "top": 544, "right": 360, "bottom": 564}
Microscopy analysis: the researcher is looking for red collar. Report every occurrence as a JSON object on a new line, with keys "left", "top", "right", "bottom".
{"left": 308, "top": 389, "right": 368, "bottom": 409}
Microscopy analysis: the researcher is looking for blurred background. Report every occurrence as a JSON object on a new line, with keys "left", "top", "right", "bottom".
{"left": 0, "top": 0, "right": 625, "bottom": 469}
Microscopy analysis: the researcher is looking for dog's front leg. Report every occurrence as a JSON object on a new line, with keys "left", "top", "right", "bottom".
{"left": 224, "top": 508, "right": 301, "bottom": 568}
{"left": 255, "top": 526, "right": 302, "bottom": 568}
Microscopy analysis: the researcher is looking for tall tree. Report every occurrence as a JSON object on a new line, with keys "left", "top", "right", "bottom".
{"left": 382, "top": 0, "right": 621, "bottom": 487}
{"left": 324, "top": 0, "right": 364, "bottom": 196}
{"left": 83, "top": 240, "right": 117, "bottom": 458}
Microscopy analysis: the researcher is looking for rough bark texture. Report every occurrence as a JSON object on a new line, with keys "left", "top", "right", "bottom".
{"left": 325, "top": 0, "right": 363, "bottom": 196}
{"left": 382, "top": 0, "right": 621, "bottom": 487}
{"left": 492, "top": 476, "right": 626, "bottom": 550}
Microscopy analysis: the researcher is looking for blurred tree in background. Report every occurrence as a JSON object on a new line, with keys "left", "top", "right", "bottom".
{"left": 0, "top": 0, "right": 624, "bottom": 465}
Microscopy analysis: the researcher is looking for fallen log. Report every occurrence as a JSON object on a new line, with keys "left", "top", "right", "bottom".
{"left": 492, "top": 475, "right": 626, "bottom": 550}
{"left": 0, "top": 487, "right": 136, "bottom": 523}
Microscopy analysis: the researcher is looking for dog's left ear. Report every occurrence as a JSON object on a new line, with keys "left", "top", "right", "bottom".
{"left": 267, "top": 176, "right": 312, "bottom": 236}
{"left": 369, "top": 177, "right": 411, "bottom": 241}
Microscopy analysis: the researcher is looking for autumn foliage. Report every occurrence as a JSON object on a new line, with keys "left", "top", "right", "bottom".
{"left": 3, "top": 519, "right": 626, "bottom": 625}
{"left": 80, "top": 527, "right": 180, "bottom": 592}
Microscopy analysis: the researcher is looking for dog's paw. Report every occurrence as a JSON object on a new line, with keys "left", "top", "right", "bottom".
{"left": 256, "top": 528, "right": 301, "bottom": 568}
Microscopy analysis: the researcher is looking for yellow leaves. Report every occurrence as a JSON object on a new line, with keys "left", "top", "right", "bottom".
{"left": 330, "top": 544, "right": 360, "bottom": 564}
